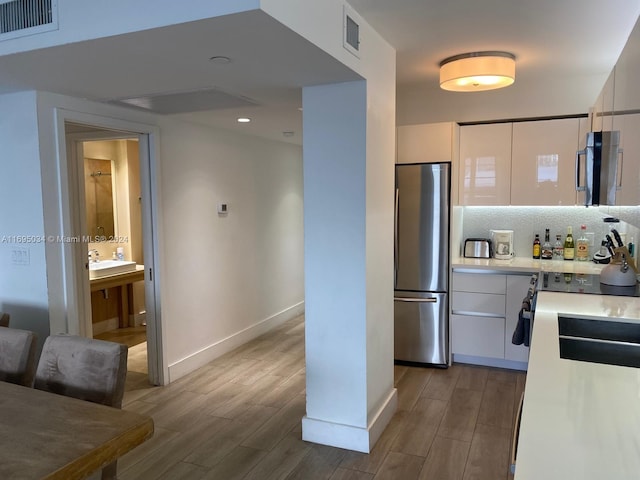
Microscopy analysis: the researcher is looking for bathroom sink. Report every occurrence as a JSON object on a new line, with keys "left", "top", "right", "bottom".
{"left": 89, "top": 260, "right": 137, "bottom": 279}
{"left": 558, "top": 315, "right": 640, "bottom": 368}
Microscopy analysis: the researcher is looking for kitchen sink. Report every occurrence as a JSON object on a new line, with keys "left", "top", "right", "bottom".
{"left": 89, "top": 260, "right": 137, "bottom": 280}
{"left": 558, "top": 315, "right": 640, "bottom": 368}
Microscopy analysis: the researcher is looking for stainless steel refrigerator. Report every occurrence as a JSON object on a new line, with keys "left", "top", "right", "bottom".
{"left": 394, "top": 162, "right": 450, "bottom": 367}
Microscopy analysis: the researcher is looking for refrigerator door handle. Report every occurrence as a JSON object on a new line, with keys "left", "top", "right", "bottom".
{"left": 394, "top": 297, "right": 438, "bottom": 303}
{"left": 394, "top": 187, "right": 399, "bottom": 286}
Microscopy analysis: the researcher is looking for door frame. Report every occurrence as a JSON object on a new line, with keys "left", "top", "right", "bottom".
{"left": 52, "top": 108, "right": 166, "bottom": 385}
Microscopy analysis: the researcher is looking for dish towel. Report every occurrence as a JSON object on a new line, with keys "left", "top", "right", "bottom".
{"left": 511, "top": 298, "right": 531, "bottom": 347}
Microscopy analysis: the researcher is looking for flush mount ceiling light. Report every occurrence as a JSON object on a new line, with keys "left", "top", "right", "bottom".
{"left": 237, "top": 117, "right": 251, "bottom": 123}
{"left": 439, "top": 51, "right": 516, "bottom": 92}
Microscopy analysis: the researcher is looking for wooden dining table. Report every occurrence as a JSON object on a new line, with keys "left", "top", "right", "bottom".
{"left": 0, "top": 380, "right": 154, "bottom": 479}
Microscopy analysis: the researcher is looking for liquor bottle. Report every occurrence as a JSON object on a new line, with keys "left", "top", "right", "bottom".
{"left": 553, "top": 234, "right": 564, "bottom": 260}
{"left": 532, "top": 234, "right": 541, "bottom": 259}
{"left": 563, "top": 226, "right": 575, "bottom": 261}
{"left": 576, "top": 224, "right": 589, "bottom": 261}
{"left": 541, "top": 228, "right": 553, "bottom": 260}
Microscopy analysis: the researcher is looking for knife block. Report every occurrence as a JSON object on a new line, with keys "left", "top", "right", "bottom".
{"left": 611, "top": 246, "right": 638, "bottom": 273}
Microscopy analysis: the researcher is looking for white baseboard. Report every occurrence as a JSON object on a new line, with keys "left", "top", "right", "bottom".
{"left": 301, "top": 387, "right": 398, "bottom": 453}
{"left": 92, "top": 317, "right": 119, "bottom": 336}
{"left": 453, "top": 353, "right": 528, "bottom": 371}
{"left": 167, "top": 301, "right": 305, "bottom": 382}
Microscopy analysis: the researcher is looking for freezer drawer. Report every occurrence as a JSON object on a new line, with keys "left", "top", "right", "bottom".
{"left": 394, "top": 292, "right": 448, "bottom": 366}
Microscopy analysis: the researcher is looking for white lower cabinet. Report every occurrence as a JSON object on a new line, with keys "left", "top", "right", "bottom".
{"left": 451, "top": 271, "right": 533, "bottom": 369}
{"left": 451, "top": 314, "right": 505, "bottom": 358}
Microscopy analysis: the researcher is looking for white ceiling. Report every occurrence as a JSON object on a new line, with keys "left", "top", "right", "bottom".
{"left": 1, "top": 2, "right": 639, "bottom": 144}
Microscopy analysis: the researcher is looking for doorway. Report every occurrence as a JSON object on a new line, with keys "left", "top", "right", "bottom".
{"left": 63, "top": 119, "right": 163, "bottom": 386}
{"left": 81, "top": 138, "right": 149, "bottom": 380}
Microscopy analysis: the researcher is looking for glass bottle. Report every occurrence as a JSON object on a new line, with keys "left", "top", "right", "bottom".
{"left": 532, "top": 234, "right": 541, "bottom": 259}
{"left": 553, "top": 234, "right": 564, "bottom": 260}
{"left": 541, "top": 228, "right": 553, "bottom": 260}
{"left": 576, "top": 224, "right": 589, "bottom": 261}
{"left": 563, "top": 226, "right": 575, "bottom": 261}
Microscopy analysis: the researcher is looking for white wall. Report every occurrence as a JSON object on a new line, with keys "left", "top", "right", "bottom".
{"left": 280, "top": 0, "right": 396, "bottom": 453}
{"left": 28, "top": 92, "right": 303, "bottom": 382}
{"left": 0, "top": 91, "right": 50, "bottom": 350}
{"left": 157, "top": 118, "right": 304, "bottom": 380}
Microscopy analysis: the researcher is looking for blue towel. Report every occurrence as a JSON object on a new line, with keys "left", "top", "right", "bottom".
{"left": 512, "top": 298, "right": 531, "bottom": 347}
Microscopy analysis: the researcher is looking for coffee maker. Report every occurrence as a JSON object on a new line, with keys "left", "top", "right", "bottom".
{"left": 490, "top": 230, "right": 514, "bottom": 259}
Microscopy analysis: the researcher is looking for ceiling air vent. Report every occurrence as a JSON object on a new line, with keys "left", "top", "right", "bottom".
{"left": 343, "top": 5, "right": 360, "bottom": 58}
{"left": 0, "top": 0, "right": 58, "bottom": 41}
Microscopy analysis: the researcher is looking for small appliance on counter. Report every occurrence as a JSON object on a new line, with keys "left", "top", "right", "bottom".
{"left": 463, "top": 238, "right": 492, "bottom": 258}
{"left": 599, "top": 228, "right": 638, "bottom": 287}
{"left": 490, "top": 229, "right": 514, "bottom": 259}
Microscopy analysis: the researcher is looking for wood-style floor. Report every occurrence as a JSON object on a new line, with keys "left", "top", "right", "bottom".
{"left": 117, "top": 315, "right": 525, "bottom": 480}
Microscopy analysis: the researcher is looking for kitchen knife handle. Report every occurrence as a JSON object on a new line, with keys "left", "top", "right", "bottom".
{"left": 605, "top": 234, "right": 616, "bottom": 256}
{"left": 611, "top": 229, "right": 624, "bottom": 248}
{"left": 394, "top": 297, "right": 438, "bottom": 303}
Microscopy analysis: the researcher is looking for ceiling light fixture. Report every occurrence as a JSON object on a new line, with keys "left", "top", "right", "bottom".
{"left": 237, "top": 117, "right": 251, "bottom": 123}
{"left": 439, "top": 51, "right": 516, "bottom": 92}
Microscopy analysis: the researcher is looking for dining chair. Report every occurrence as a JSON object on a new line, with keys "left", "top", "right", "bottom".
{"left": 0, "top": 326, "right": 37, "bottom": 387}
{"left": 0, "top": 312, "right": 9, "bottom": 327}
{"left": 34, "top": 334, "right": 128, "bottom": 480}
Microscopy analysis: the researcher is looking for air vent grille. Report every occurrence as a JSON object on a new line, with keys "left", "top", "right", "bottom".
{"left": 345, "top": 16, "right": 359, "bottom": 51}
{"left": 343, "top": 5, "right": 360, "bottom": 58}
{"left": 0, "top": 0, "right": 57, "bottom": 39}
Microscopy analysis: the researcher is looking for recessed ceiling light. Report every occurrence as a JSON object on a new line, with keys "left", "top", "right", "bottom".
{"left": 209, "top": 56, "right": 231, "bottom": 65}
{"left": 237, "top": 117, "right": 251, "bottom": 123}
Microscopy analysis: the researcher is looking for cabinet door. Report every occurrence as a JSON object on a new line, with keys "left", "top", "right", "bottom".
{"left": 612, "top": 113, "right": 640, "bottom": 206}
{"left": 452, "top": 272, "right": 506, "bottom": 294}
{"left": 459, "top": 123, "right": 512, "bottom": 205}
{"left": 451, "top": 314, "right": 505, "bottom": 358}
{"left": 505, "top": 275, "right": 533, "bottom": 363}
{"left": 397, "top": 123, "right": 453, "bottom": 164}
{"left": 592, "top": 71, "right": 615, "bottom": 132}
{"left": 511, "top": 118, "right": 580, "bottom": 206}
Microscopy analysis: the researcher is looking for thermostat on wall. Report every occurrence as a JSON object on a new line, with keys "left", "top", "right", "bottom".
{"left": 217, "top": 203, "right": 228, "bottom": 215}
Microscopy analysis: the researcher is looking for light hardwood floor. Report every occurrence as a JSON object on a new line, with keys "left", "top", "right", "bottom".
{"left": 118, "top": 315, "right": 525, "bottom": 480}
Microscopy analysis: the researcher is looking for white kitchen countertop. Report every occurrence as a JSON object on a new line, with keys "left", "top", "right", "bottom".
{"left": 515, "top": 291, "right": 640, "bottom": 479}
{"left": 452, "top": 256, "right": 605, "bottom": 274}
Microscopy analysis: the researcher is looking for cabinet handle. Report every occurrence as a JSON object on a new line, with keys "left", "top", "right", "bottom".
{"left": 575, "top": 148, "right": 586, "bottom": 192}
{"left": 394, "top": 188, "right": 399, "bottom": 286}
{"left": 394, "top": 297, "right": 437, "bottom": 303}
{"left": 616, "top": 148, "right": 624, "bottom": 190}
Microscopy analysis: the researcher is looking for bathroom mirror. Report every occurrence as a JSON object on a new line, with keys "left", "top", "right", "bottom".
{"left": 84, "top": 158, "right": 116, "bottom": 240}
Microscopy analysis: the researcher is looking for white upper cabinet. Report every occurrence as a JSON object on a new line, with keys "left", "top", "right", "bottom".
{"left": 397, "top": 122, "right": 453, "bottom": 164}
{"left": 459, "top": 123, "right": 512, "bottom": 205}
{"left": 612, "top": 113, "right": 640, "bottom": 205}
{"left": 397, "top": 122, "right": 459, "bottom": 203}
{"left": 592, "top": 70, "right": 615, "bottom": 132}
{"left": 511, "top": 118, "right": 581, "bottom": 205}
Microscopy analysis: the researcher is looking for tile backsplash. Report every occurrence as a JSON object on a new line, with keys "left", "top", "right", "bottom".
{"left": 458, "top": 205, "right": 640, "bottom": 260}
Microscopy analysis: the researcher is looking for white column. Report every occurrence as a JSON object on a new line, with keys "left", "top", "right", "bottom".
{"left": 301, "top": 80, "right": 396, "bottom": 453}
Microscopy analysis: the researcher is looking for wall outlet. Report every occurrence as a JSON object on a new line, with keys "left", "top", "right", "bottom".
{"left": 11, "top": 247, "right": 30, "bottom": 266}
